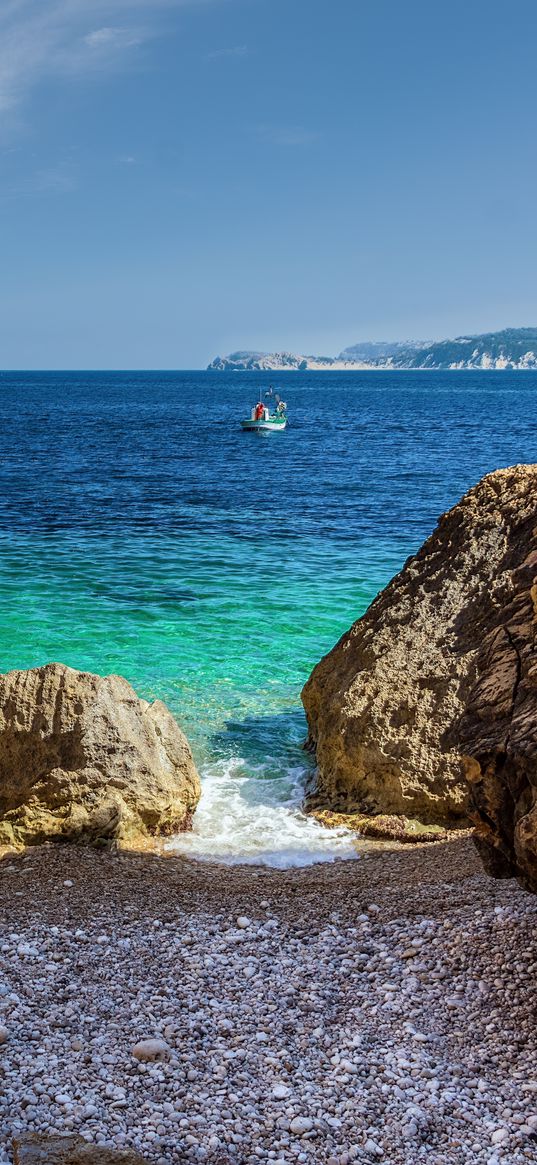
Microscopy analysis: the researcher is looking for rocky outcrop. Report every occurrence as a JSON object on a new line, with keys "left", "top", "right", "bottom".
{"left": 0, "top": 663, "right": 200, "bottom": 847}
{"left": 302, "top": 466, "right": 537, "bottom": 876}
{"left": 209, "top": 329, "right": 537, "bottom": 371}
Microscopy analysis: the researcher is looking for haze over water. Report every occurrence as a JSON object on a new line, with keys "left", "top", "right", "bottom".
{"left": 1, "top": 370, "right": 535, "bottom": 865}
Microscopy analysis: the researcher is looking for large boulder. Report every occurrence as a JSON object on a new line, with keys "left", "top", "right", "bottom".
{"left": 302, "top": 466, "right": 537, "bottom": 871}
{"left": 0, "top": 663, "right": 201, "bottom": 847}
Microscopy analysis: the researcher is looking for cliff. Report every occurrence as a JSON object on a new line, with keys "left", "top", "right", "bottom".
{"left": 208, "top": 327, "right": 537, "bottom": 371}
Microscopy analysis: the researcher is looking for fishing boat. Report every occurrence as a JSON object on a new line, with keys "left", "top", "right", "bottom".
{"left": 240, "top": 391, "right": 288, "bottom": 431}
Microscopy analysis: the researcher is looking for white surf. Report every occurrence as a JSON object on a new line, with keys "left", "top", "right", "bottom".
{"left": 167, "top": 756, "right": 358, "bottom": 868}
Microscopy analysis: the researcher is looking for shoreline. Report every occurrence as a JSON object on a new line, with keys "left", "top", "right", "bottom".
{"left": 208, "top": 366, "right": 537, "bottom": 373}
{"left": 1, "top": 832, "right": 485, "bottom": 922}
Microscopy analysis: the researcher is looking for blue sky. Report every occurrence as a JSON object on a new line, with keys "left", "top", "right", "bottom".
{"left": 1, "top": 0, "right": 536, "bottom": 368}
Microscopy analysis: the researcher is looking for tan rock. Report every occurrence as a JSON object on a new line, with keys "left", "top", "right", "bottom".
{"left": 131, "top": 1037, "right": 170, "bottom": 1061}
{"left": 0, "top": 663, "right": 200, "bottom": 847}
{"left": 302, "top": 466, "right": 537, "bottom": 870}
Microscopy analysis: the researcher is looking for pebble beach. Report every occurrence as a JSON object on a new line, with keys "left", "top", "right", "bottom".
{"left": 1, "top": 839, "right": 536, "bottom": 1165}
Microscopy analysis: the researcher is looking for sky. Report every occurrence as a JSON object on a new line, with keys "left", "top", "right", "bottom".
{"left": 1, "top": 0, "right": 537, "bottom": 368}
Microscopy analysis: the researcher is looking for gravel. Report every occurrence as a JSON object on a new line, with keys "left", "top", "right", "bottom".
{"left": 0, "top": 838, "right": 536, "bottom": 1164}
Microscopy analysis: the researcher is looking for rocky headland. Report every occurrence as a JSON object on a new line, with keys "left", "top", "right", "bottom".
{"left": 0, "top": 664, "right": 200, "bottom": 849}
{"left": 303, "top": 465, "right": 537, "bottom": 893}
{"left": 208, "top": 327, "right": 537, "bottom": 371}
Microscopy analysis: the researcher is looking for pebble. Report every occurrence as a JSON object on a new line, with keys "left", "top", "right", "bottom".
{"left": 236, "top": 916, "right": 251, "bottom": 929}
{"left": 364, "top": 1140, "right": 384, "bottom": 1158}
{"left": 0, "top": 1027, "right": 7, "bottom": 1046}
{"left": 289, "top": 1116, "right": 313, "bottom": 1135}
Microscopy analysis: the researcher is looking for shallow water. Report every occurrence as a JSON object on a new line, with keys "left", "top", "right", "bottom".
{"left": 0, "top": 370, "right": 535, "bottom": 865}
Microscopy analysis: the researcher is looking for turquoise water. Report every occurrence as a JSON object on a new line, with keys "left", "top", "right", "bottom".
{"left": 0, "top": 371, "right": 535, "bottom": 862}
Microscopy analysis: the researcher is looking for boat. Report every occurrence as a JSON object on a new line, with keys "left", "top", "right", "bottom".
{"left": 240, "top": 392, "right": 288, "bottom": 431}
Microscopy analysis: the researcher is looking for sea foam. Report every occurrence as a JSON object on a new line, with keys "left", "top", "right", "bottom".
{"left": 166, "top": 756, "right": 358, "bottom": 868}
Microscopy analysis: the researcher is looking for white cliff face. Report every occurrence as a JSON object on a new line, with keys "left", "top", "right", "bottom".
{"left": 208, "top": 329, "right": 537, "bottom": 371}
{"left": 448, "top": 352, "right": 537, "bottom": 370}
{"left": 209, "top": 350, "right": 537, "bottom": 371}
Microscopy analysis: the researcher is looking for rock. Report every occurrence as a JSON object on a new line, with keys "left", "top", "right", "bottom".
{"left": 289, "top": 1116, "right": 313, "bottom": 1135}
{"left": 301, "top": 466, "right": 537, "bottom": 856}
{"left": 272, "top": 1083, "right": 291, "bottom": 1099}
{"left": 364, "top": 1139, "right": 384, "bottom": 1158}
{"left": 0, "top": 1026, "right": 7, "bottom": 1045}
{"left": 0, "top": 663, "right": 201, "bottom": 848}
{"left": 131, "top": 1037, "right": 170, "bottom": 1061}
{"left": 13, "top": 1135, "right": 146, "bottom": 1164}
{"left": 236, "top": 916, "right": 251, "bottom": 929}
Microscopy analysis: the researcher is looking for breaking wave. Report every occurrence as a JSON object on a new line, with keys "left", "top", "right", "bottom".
{"left": 167, "top": 756, "right": 358, "bottom": 868}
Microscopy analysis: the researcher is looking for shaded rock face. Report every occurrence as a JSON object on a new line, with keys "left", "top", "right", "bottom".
{"left": 12, "top": 1135, "right": 231, "bottom": 1165}
{"left": 0, "top": 663, "right": 201, "bottom": 847}
{"left": 13, "top": 1134, "right": 146, "bottom": 1165}
{"left": 302, "top": 466, "right": 537, "bottom": 873}
{"left": 456, "top": 549, "right": 537, "bottom": 893}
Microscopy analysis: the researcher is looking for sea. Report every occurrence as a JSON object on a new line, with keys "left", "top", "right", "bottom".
{"left": 0, "top": 370, "right": 535, "bottom": 866}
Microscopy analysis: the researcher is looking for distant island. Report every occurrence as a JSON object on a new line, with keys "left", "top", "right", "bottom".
{"left": 208, "top": 327, "right": 537, "bottom": 371}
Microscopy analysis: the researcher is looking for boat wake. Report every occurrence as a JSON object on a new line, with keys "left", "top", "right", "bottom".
{"left": 166, "top": 756, "right": 358, "bottom": 868}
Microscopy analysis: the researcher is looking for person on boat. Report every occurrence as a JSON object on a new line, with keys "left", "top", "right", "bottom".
{"left": 276, "top": 399, "right": 287, "bottom": 415}
{"left": 254, "top": 401, "right": 264, "bottom": 421}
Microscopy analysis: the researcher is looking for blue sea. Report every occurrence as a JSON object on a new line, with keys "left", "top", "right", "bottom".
{"left": 0, "top": 370, "right": 534, "bottom": 864}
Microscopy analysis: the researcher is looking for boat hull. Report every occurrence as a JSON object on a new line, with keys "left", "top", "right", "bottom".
{"left": 240, "top": 418, "right": 287, "bottom": 431}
